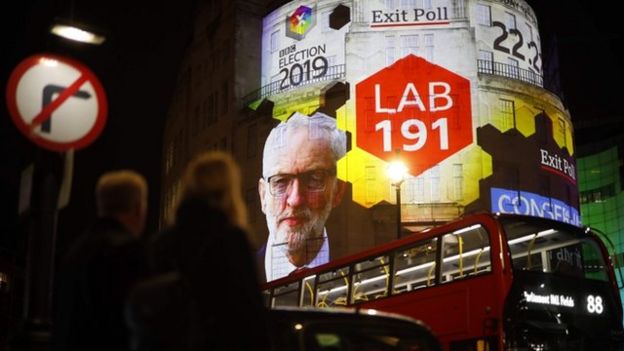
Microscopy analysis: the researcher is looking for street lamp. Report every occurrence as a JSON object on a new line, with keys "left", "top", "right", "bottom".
{"left": 387, "top": 160, "right": 408, "bottom": 240}
{"left": 50, "top": 20, "right": 106, "bottom": 45}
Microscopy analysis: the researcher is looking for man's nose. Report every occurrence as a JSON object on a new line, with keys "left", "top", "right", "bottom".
{"left": 286, "top": 178, "right": 305, "bottom": 207}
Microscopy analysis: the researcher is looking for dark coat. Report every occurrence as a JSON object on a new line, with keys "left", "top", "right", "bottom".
{"left": 256, "top": 243, "right": 267, "bottom": 283}
{"left": 127, "top": 198, "right": 270, "bottom": 351}
{"left": 54, "top": 217, "right": 147, "bottom": 351}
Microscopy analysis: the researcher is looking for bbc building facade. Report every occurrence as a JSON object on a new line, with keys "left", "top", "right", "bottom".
{"left": 162, "top": 0, "right": 578, "bottom": 276}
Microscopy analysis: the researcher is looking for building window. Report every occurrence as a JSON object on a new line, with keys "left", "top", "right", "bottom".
{"left": 499, "top": 98, "right": 515, "bottom": 130}
{"left": 453, "top": 163, "right": 463, "bottom": 201}
{"left": 424, "top": 34, "right": 434, "bottom": 61}
{"left": 580, "top": 184, "right": 615, "bottom": 204}
{"left": 479, "top": 50, "right": 493, "bottom": 61}
{"left": 326, "top": 55, "right": 337, "bottom": 66}
{"left": 400, "top": 35, "right": 418, "bottom": 57}
{"left": 385, "top": 47, "right": 396, "bottom": 66}
{"left": 505, "top": 12, "right": 517, "bottom": 30}
{"left": 366, "top": 165, "right": 376, "bottom": 181}
{"left": 507, "top": 57, "right": 519, "bottom": 79}
{"left": 321, "top": 10, "right": 330, "bottom": 32}
{"left": 365, "top": 165, "right": 377, "bottom": 205}
{"left": 274, "top": 125, "right": 287, "bottom": 150}
{"left": 385, "top": 35, "right": 396, "bottom": 65}
{"left": 271, "top": 30, "right": 280, "bottom": 53}
{"left": 309, "top": 116, "right": 325, "bottom": 139}
{"left": 401, "top": 0, "right": 416, "bottom": 8}
{"left": 558, "top": 117, "right": 567, "bottom": 147}
{"left": 415, "top": 176, "right": 424, "bottom": 203}
{"left": 405, "top": 178, "right": 415, "bottom": 203}
{"left": 429, "top": 165, "right": 440, "bottom": 202}
{"left": 479, "top": 50, "right": 494, "bottom": 73}
{"left": 476, "top": 4, "right": 491, "bottom": 26}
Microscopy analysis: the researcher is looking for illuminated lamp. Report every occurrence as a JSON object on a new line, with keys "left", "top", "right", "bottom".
{"left": 50, "top": 20, "right": 106, "bottom": 45}
{"left": 387, "top": 159, "right": 408, "bottom": 240}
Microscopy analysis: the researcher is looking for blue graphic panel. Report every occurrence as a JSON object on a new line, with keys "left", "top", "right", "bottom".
{"left": 491, "top": 187, "right": 581, "bottom": 226}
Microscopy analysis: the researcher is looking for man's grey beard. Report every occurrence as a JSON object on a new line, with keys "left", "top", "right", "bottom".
{"left": 282, "top": 209, "right": 328, "bottom": 255}
{"left": 267, "top": 198, "right": 333, "bottom": 257}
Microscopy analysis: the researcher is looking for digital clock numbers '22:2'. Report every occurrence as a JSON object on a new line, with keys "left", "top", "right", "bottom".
{"left": 492, "top": 21, "right": 541, "bottom": 74}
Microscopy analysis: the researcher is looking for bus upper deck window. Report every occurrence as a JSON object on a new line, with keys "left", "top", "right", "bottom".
{"left": 273, "top": 282, "right": 300, "bottom": 307}
{"left": 316, "top": 267, "right": 350, "bottom": 308}
{"left": 440, "top": 224, "right": 491, "bottom": 283}
{"left": 393, "top": 238, "right": 438, "bottom": 294}
{"left": 503, "top": 219, "right": 609, "bottom": 281}
{"left": 351, "top": 255, "right": 390, "bottom": 304}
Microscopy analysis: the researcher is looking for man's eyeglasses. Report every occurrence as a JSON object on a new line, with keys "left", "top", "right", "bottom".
{"left": 266, "top": 169, "right": 336, "bottom": 197}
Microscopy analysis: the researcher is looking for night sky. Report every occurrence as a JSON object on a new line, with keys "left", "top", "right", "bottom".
{"left": 527, "top": 0, "right": 624, "bottom": 144}
{"left": 1, "top": 0, "right": 623, "bottom": 259}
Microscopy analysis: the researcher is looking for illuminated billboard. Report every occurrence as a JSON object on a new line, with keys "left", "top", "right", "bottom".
{"left": 253, "top": 0, "right": 577, "bottom": 281}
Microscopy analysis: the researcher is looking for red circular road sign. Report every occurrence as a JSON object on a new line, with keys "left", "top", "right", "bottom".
{"left": 6, "top": 53, "right": 108, "bottom": 152}
{"left": 355, "top": 54, "right": 472, "bottom": 176}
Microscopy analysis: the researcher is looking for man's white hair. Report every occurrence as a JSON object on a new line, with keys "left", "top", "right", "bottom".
{"left": 262, "top": 112, "right": 347, "bottom": 178}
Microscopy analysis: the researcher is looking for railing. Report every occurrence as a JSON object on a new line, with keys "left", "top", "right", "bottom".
{"left": 477, "top": 59, "right": 543, "bottom": 87}
{"left": 243, "top": 64, "right": 346, "bottom": 106}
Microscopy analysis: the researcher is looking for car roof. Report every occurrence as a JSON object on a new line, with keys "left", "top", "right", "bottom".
{"left": 270, "top": 306, "right": 432, "bottom": 331}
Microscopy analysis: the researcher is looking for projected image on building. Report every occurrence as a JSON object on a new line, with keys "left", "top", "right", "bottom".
{"left": 251, "top": 0, "right": 577, "bottom": 281}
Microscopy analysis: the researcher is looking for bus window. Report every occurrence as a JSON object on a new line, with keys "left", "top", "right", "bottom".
{"left": 393, "top": 238, "right": 438, "bottom": 294}
{"left": 301, "top": 275, "right": 316, "bottom": 307}
{"left": 316, "top": 266, "right": 350, "bottom": 307}
{"left": 579, "top": 241, "right": 609, "bottom": 281}
{"left": 440, "top": 224, "right": 491, "bottom": 283}
{"left": 262, "top": 289, "right": 271, "bottom": 307}
{"left": 273, "top": 281, "right": 300, "bottom": 307}
{"left": 351, "top": 255, "right": 390, "bottom": 303}
{"left": 506, "top": 224, "right": 610, "bottom": 281}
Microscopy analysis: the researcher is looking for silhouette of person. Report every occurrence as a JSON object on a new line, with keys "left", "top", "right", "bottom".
{"left": 127, "top": 151, "right": 270, "bottom": 351}
{"left": 55, "top": 170, "right": 149, "bottom": 351}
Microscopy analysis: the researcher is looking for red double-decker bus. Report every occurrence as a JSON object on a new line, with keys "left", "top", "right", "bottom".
{"left": 261, "top": 213, "right": 624, "bottom": 350}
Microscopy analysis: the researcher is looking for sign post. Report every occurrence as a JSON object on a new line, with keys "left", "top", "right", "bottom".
{"left": 5, "top": 53, "right": 107, "bottom": 349}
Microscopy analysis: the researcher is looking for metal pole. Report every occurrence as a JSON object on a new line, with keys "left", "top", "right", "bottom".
{"left": 14, "top": 150, "right": 62, "bottom": 351}
{"left": 396, "top": 184, "right": 401, "bottom": 240}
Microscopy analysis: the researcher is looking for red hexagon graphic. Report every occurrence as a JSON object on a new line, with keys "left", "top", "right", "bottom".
{"left": 355, "top": 54, "right": 472, "bottom": 176}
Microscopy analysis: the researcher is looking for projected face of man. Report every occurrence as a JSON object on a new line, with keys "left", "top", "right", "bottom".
{"left": 259, "top": 126, "right": 343, "bottom": 267}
